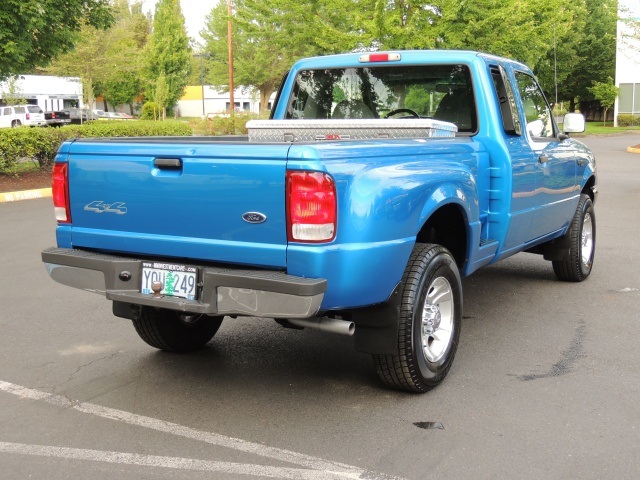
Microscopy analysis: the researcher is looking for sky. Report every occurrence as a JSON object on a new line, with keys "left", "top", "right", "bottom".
{"left": 141, "top": 0, "right": 218, "bottom": 45}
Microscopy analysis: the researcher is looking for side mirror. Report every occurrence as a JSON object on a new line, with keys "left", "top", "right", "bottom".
{"left": 563, "top": 113, "right": 585, "bottom": 134}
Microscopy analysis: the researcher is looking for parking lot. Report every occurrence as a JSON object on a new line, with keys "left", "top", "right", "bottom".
{"left": 1, "top": 134, "right": 639, "bottom": 479}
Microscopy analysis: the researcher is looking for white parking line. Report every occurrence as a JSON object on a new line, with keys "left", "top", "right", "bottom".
{"left": 0, "top": 381, "right": 399, "bottom": 479}
{"left": 0, "top": 441, "right": 353, "bottom": 479}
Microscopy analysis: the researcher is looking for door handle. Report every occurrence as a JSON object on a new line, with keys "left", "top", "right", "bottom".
{"left": 538, "top": 155, "right": 550, "bottom": 164}
{"left": 154, "top": 158, "right": 182, "bottom": 169}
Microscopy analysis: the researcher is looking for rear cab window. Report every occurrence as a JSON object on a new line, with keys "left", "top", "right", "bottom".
{"left": 285, "top": 64, "right": 477, "bottom": 133}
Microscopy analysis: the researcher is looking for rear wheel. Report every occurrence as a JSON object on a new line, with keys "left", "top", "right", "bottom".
{"left": 553, "top": 194, "right": 595, "bottom": 282}
{"left": 11, "top": 120, "right": 21, "bottom": 128}
{"left": 373, "top": 244, "right": 462, "bottom": 392}
{"left": 132, "top": 307, "right": 223, "bottom": 352}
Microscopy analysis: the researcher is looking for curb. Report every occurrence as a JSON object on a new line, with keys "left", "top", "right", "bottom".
{"left": 627, "top": 146, "right": 640, "bottom": 154}
{"left": 0, "top": 187, "right": 52, "bottom": 204}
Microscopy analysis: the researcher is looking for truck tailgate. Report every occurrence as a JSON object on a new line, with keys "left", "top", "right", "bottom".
{"left": 66, "top": 139, "right": 290, "bottom": 268}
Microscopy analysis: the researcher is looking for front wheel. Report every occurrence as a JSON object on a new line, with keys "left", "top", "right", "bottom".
{"left": 553, "top": 194, "right": 595, "bottom": 282}
{"left": 132, "top": 307, "right": 223, "bottom": 352}
{"left": 373, "top": 244, "right": 462, "bottom": 392}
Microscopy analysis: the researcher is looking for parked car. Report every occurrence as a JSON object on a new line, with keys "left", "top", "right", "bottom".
{"left": 45, "top": 110, "right": 71, "bottom": 127}
{"left": 92, "top": 109, "right": 109, "bottom": 120}
{"left": 0, "top": 105, "right": 47, "bottom": 128}
{"left": 63, "top": 108, "right": 98, "bottom": 124}
{"left": 90, "top": 110, "right": 134, "bottom": 120}
{"left": 112, "top": 112, "right": 134, "bottom": 119}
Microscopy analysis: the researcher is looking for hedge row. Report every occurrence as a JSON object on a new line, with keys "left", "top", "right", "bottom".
{"left": 0, "top": 120, "right": 192, "bottom": 174}
{"left": 188, "top": 112, "right": 259, "bottom": 136}
{"left": 617, "top": 114, "right": 640, "bottom": 127}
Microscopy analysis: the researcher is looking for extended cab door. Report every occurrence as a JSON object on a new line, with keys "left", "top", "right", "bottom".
{"left": 513, "top": 71, "right": 578, "bottom": 240}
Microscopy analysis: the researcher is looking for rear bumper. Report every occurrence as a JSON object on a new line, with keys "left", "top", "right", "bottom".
{"left": 42, "top": 247, "right": 326, "bottom": 318}
{"left": 46, "top": 119, "right": 71, "bottom": 127}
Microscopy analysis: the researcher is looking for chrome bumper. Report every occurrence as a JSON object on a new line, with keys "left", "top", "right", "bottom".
{"left": 42, "top": 247, "right": 326, "bottom": 318}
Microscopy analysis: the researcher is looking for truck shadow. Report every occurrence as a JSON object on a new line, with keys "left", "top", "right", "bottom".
{"left": 124, "top": 254, "right": 559, "bottom": 400}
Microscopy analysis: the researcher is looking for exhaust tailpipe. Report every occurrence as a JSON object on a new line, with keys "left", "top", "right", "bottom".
{"left": 287, "top": 317, "right": 355, "bottom": 336}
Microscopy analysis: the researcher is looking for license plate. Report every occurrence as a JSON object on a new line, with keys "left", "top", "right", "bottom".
{"left": 141, "top": 262, "right": 198, "bottom": 300}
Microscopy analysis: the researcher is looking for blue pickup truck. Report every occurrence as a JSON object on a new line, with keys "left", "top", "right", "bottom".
{"left": 42, "top": 50, "right": 596, "bottom": 392}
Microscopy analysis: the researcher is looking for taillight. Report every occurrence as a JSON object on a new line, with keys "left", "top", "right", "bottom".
{"left": 52, "top": 163, "right": 71, "bottom": 223}
{"left": 287, "top": 171, "right": 336, "bottom": 243}
{"left": 26, "top": 113, "right": 30, "bottom": 120}
{"left": 51, "top": 112, "right": 56, "bottom": 119}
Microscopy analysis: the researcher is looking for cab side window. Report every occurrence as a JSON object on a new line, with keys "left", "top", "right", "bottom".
{"left": 515, "top": 72, "right": 555, "bottom": 139}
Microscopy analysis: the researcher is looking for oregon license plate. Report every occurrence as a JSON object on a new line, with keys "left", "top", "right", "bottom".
{"left": 141, "top": 262, "right": 197, "bottom": 300}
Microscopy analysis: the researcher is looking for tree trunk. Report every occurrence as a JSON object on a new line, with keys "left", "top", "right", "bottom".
{"left": 84, "top": 77, "right": 95, "bottom": 110}
{"left": 259, "top": 85, "right": 275, "bottom": 114}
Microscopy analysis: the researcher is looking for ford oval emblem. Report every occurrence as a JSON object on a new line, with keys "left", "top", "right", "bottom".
{"left": 242, "top": 212, "right": 267, "bottom": 224}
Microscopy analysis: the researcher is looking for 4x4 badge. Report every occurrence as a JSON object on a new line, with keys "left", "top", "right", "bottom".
{"left": 84, "top": 201, "right": 127, "bottom": 215}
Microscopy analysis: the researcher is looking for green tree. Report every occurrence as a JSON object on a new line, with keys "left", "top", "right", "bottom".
{"left": 588, "top": 78, "right": 619, "bottom": 125}
{"left": 46, "top": 0, "right": 149, "bottom": 110}
{"left": 530, "top": 4, "right": 587, "bottom": 104}
{"left": 1, "top": 75, "right": 27, "bottom": 105}
{"left": 361, "top": 1, "right": 440, "bottom": 50}
{"left": 202, "top": 0, "right": 364, "bottom": 113}
{"left": 0, "top": 0, "right": 113, "bottom": 80}
{"left": 154, "top": 74, "right": 170, "bottom": 120}
{"left": 431, "top": 0, "right": 579, "bottom": 68}
{"left": 147, "top": 0, "right": 192, "bottom": 112}
{"left": 98, "top": 2, "right": 150, "bottom": 110}
{"left": 556, "top": 0, "right": 617, "bottom": 111}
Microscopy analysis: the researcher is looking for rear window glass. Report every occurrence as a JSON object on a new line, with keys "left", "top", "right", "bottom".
{"left": 286, "top": 64, "right": 477, "bottom": 132}
{"left": 27, "top": 106, "right": 43, "bottom": 113}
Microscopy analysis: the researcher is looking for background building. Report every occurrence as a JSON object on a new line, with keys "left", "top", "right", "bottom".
{"left": 614, "top": 0, "right": 640, "bottom": 126}
{"left": 0, "top": 75, "right": 83, "bottom": 111}
{"left": 177, "top": 86, "right": 261, "bottom": 117}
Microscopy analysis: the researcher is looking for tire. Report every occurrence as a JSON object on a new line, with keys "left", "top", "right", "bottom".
{"left": 552, "top": 194, "right": 595, "bottom": 282}
{"left": 373, "top": 244, "right": 462, "bottom": 392}
{"left": 11, "top": 120, "right": 21, "bottom": 128}
{"left": 132, "top": 307, "right": 223, "bottom": 353}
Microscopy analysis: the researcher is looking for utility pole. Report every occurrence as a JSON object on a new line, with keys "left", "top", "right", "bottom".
{"left": 227, "top": 0, "right": 234, "bottom": 113}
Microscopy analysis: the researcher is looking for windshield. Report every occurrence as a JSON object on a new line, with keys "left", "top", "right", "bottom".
{"left": 285, "top": 64, "right": 476, "bottom": 132}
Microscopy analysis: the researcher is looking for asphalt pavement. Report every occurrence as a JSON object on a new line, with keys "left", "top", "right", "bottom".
{"left": 0, "top": 134, "right": 638, "bottom": 479}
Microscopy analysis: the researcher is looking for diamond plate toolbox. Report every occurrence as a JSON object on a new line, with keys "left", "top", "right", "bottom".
{"left": 247, "top": 119, "right": 457, "bottom": 143}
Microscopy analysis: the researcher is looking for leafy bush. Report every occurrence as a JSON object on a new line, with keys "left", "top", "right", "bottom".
{"left": 140, "top": 101, "right": 161, "bottom": 120}
{"left": 0, "top": 128, "right": 62, "bottom": 173}
{"left": 188, "top": 112, "right": 258, "bottom": 136}
{"left": 0, "top": 120, "right": 192, "bottom": 174}
{"left": 617, "top": 114, "right": 640, "bottom": 127}
{"left": 62, "top": 120, "right": 192, "bottom": 138}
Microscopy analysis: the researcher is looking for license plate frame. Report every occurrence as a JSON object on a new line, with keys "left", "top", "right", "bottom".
{"left": 141, "top": 261, "right": 198, "bottom": 300}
